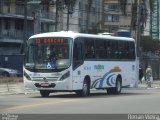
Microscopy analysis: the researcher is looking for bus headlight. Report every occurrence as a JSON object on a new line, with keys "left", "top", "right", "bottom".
{"left": 59, "top": 71, "right": 70, "bottom": 81}
{"left": 24, "top": 71, "right": 31, "bottom": 80}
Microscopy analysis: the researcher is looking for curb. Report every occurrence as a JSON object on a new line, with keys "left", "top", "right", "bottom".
{"left": 0, "top": 82, "right": 38, "bottom": 95}
{"left": 0, "top": 81, "right": 160, "bottom": 95}
{"left": 138, "top": 82, "right": 160, "bottom": 89}
{"left": 0, "top": 90, "right": 38, "bottom": 95}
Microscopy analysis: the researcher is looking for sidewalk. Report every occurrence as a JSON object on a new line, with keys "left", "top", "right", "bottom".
{"left": 0, "top": 82, "right": 37, "bottom": 95}
{"left": 138, "top": 80, "right": 160, "bottom": 89}
{"left": 0, "top": 81, "right": 160, "bottom": 95}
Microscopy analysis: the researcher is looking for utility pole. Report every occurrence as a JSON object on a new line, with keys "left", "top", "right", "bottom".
{"left": 33, "top": 9, "right": 41, "bottom": 34}
{"left": 66, "top": 5, "right": 70, "bottom": 31}
{"left": 22, "top": 0, "right": 27, "bottom": 54}
{"left": 28, "top": 1, "right": 41, "bottom": 34}
{"left": 55, "top": 0, "right": 59, "bottom": 31}
{"left": 135, "top": 0, "right": 141, "bottom": 87}
{"left": 136, "top": 0, "right": 141, "bottom": 58}
{"left": 64, "top": 0, "right": 76, "bottom": 31}
{"left": 86, "top": 0, "right": 93, "bottom": 33}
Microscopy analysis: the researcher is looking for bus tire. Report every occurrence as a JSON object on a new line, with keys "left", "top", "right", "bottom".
{"left": 115, "top": 77, "right": 122, "bottom": 94}
{"left": 107, "top": 77, "right": 122, "bottom": 94}
{"left": 76, "top": 79, "right": 90, "bottom": 97}
{"left": 40, "top": 90, "right": 50, "bottom": 97}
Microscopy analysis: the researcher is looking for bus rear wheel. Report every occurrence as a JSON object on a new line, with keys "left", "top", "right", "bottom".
{"left": 75, "top": 80, "right": 90, "bottom": 97}
{"left": 107, "top": 77, "right": 122, "bottom": 94}
{"left": 115, "top": 78, "right": 122, "bottom": 94}
{"left": 40, "top": 90, "right": 50, "bottom": 97}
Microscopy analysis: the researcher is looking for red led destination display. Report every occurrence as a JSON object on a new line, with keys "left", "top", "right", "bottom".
{"left": 34, "top": 38, "right": 64, "bottom": 44}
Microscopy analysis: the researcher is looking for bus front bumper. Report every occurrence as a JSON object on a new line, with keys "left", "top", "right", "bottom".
{"left": 24, "top": 78, "right": 72, "bottom": 91}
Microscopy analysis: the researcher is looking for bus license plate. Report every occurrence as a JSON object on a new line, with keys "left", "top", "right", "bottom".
{"left": 41, "top": 83, "right": 49, "bottom": 87}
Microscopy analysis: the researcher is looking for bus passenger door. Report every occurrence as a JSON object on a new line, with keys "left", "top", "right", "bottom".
{"left": 72, "top": 39, "right": 84, "bottom": 90}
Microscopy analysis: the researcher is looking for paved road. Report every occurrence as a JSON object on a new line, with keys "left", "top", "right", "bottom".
{"left": 0, "top": 88, "right": 160, "bottom": 114}
{"left": 0, "top": 80, "right": 160, "bottom": 95}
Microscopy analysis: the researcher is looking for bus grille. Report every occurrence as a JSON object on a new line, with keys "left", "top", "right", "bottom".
{"left": 32, "top": 77, "right": 59, "bottom": 81}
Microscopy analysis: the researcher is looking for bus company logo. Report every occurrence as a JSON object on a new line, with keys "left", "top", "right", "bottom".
{"left": 94, "top": 65, "right": 104, "bottom": 72}
{"left": 43, "top": 77, "right": 48, "bottom": 82}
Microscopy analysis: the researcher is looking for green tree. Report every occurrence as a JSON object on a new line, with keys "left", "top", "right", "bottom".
{"left": 118, "top": 0, "right": 154, "bottom": 31}
{"left": 86, "top": 0, "right": 93, "bottom": 33}
{"left": 141, "top": 36, "right": 160, "bottom": 52}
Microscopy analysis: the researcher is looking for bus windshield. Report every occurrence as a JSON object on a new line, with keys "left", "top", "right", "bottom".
{"left": 25, "top": 37, "right": 72, "bottom": 70}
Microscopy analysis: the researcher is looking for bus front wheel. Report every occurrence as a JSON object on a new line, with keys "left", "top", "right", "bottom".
{"left": 40, "top": 90, "right": 50, "bottom": 97}
{"left": 75, "top": 80, "right": 90, "bottom": 97}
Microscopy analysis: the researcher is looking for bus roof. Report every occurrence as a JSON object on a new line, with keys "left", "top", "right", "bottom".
{"left": 29, "top": 31, "right": 135, "bottom": 42}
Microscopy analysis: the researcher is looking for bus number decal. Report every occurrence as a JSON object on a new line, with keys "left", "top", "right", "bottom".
{"left": 84, "top": 66, "right": 91, "bottom": 70}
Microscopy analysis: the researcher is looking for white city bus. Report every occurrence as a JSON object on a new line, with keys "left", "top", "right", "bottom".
{"left": 24, "top": 31, "right": 138, "bottom": 97}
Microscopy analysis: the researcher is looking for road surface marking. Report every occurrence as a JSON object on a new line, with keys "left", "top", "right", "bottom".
{"left": 0, "top": 99, "right": 80, "bottom": 112}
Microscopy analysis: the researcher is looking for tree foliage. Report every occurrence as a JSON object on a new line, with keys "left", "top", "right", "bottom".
{"left": 140, "top": 36, "right": 160, "bottom": 52}
{"left": 118, "top": 0, "right": 127, "bottom": 15}
{"left": 118, "top": 0, "right": 153, "bottom": 31}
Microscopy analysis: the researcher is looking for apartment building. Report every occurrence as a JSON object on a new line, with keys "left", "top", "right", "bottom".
{"left": 102, "top": 0, "right": 132, "bottom": 34}
{"left": 0, "top": 0, "right": 103, "bottom": 55}
{"left": 56, "top": 0, "right": 103, "bottom": 33}
{"left": 78, "top": 0, "right": 102, "bottom": 33}
{"left": 0, "top": 0, "right": 55, "bottom": 55}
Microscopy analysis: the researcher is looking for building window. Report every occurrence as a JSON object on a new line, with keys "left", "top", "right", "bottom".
{"left": 4, "top": 0, "right": 10, "bottom": 6}
{"left": 105, "top": 15, "right": 112, "bottom": 22}
{"left": 15, "top": 20, "right": 23, "bottom": 30}
{"left": 104, "top": 3, "right": 119, "bottom": 11}
{"left": 108, "top": 3, "right": 119, "bottom": 11}
{"left": 105, "top": 15, "right": 119, "bottom": 22}
{"left": 127, "top": 13, "right": 131, "bottom": 17}
{"left": 112, "top": 15, "right": 119, "bottom": 22}
{"left": 16, "top": 0, "right": 24, "bottom": 4}
{"left": 4, "top": 0, "right": 11, "bottom": 13}
{"left": 5, "top": 18, "right": 10, "bottom": 30}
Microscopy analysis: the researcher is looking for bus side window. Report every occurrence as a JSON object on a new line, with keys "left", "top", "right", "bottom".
{"left": 112, "top": 41, "right": 118, "bottom": 59}
{"left": 129, "top": 42, "right": 135, "bottom": 60}
{"left": 95, "top": 39, "right": 106, "bottom": 59}
{"left": 118, "top": 41, "right": 125, "bottom": 59}
{"left": 124, "top": 42, "right": 129, "bottom": 59}
{"left": 106, "top": 40, "right": 111, "bottom": 59}
{"left": 73, "top": 40, "right": 83, "bottom": 70}
{"left": 84, "top": 39, "right": 95, "bottom": 59}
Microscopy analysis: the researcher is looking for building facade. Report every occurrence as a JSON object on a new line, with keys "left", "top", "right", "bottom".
{"left": 78, "top": 0, "right": 102, "bottom": 33}
{"left": 102, "top": 0, "right": 132, "bottom": 34}
{"left": 56, "top": 0, "right": 103, "bottom": 33}
{"left": 0, "top": 0, "right": 103, "bottom": 55}
{"left": 0, "top": 0, "right": 55, "bottom": 55}
{"left": 0, "top": 0, "right": 136, "bottom": 55}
